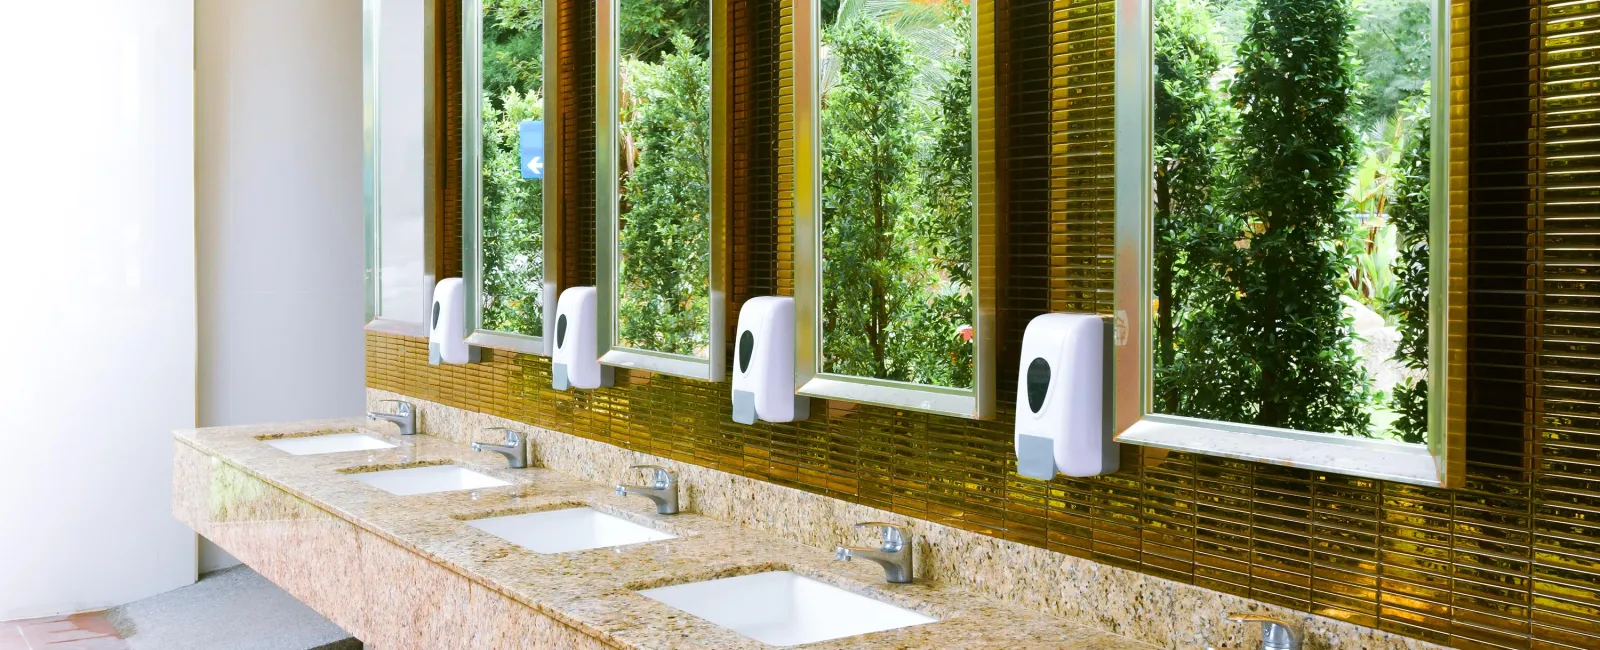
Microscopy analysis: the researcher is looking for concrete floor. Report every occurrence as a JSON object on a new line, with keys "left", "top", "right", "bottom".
{"left": 100, "top": 565, "right": 359, "bottom": 650}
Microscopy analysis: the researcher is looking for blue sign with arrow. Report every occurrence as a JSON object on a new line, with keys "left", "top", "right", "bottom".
{"left": 519, "top": 119, "right": 544, "bottom": 180}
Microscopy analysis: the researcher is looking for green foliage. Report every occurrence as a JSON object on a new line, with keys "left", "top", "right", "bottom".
{"left": 904, "top": 0, "right": 975, "bottom": 388}
{"left": 821, "top": 18, "right": 922, "bottom": 381}
{"left": 1385, "top": 115, "right": 1429, "bottom": 443}
{"left": 1154, "top": 0, "right": 1376, "bottom": 436}
{"left": 819, "top": 1, "right": 976, "bottom": 388}
{"left": 482, "top": 0, "right": 544, "bottom": 110}
{"left": 1349, "top": 0, "right": 1431, "bottom": 129}
{"left": 620, "top": 0, "right": 709, "bottom": 61}
{"left": 479, "top": 2, "right": 546, "bottom": 336}
{"left": 1151, "top": 0, "right": 1227, "bottom": 413}
{"left": 480, "top": 89, "right": 546, "bottom": 335}
{"left": 616, "top": 34, "right": 712, "bottom": 356}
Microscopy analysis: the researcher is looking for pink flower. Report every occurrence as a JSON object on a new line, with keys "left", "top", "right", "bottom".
{"left": 957, "top": 325, "right": 974, "bottom": 343}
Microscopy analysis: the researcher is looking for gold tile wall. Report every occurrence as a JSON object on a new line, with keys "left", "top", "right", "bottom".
{"left": 376, "top": 0, "right": 1600, "bottom": 647}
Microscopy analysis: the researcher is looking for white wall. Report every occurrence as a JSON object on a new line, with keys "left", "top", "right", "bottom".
{"left": 195, "top": 0, "right": 367, "bottom": 572}
{"left": 0, "top": 0, "right": 199, "bottom": 620}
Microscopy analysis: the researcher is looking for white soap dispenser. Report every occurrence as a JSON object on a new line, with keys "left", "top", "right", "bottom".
{"left": 551, "top": 286, "right": 611, "bottom": 390}
{"left": 1014, "top": 313, "right": 1117, "bottom": 479}
{"left": 731, "top": 296, "right": 808, "bottom": 424}
{"left": 429, "top": 278, "right": 479, "bottom": 365}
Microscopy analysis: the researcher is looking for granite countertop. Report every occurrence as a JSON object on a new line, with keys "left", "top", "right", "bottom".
{"left": 176, "top": 419, "right": 1151, "bottom": 650}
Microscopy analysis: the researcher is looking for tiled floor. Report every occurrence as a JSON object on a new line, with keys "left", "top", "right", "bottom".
{"left": 0, "top": 613, "right": 129, "bottom": 650}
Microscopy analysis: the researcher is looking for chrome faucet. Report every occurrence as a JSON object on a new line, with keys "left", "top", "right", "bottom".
{"left": 366, "top": 400, "right": 417, "bottom": 435}
{"left": 1227, "top": 613, "right": 1300, "bottom": 650}
{"left": 835, "top": 522, "right": 913, "bottom": 584}
{"left": 615, "top": 464, "right": 679, "bottom": 514}
{"left": 471, "top": 427, "right": 528, "bottom": 469}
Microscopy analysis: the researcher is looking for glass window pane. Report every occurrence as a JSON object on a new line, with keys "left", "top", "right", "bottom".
{"left": 612, "top": 0, "right": 714, "bottom": 358}
{"left": 376, "top": 0, "right": 429, "bottom": 324}
{"left": 477, "top": 0, "right": 547, "bottom": 337}
{"left": 818, "top": 0, "right": 976, "bottom": 389}
{"left": 1148, "top": 0, "right": 1434, "bottom": 443}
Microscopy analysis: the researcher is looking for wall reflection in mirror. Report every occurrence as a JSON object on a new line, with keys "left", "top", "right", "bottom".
{"left": 477, "top": 0, "right": 547, "bottom": 337}
{"left": 1149, "top": 0, "right": 1434, "bottom": 442}
{"left": 819, "top": 0, "right": 975, "bottom": 389}
{"left": 613, "top": 0, "right": 712, "bottom": 358}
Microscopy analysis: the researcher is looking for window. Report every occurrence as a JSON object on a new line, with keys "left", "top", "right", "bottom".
{"left": 595, "top": 0, "right": 726, "bottom": 380}
{"left": 793, "top": 0, "right": 997, "bottom": 419}
{"left": 462, "top": 0, "right": 561, "bottom": 354}
{"left": 1112, "top": 0, "right": 1462, "bottom": 486}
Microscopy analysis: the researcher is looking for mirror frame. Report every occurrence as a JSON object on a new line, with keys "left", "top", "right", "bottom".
{"left": 460, "top": 0, "right": 564, "bottom": 356}
{"left": 364, "top": 0, "right": 439, "bottom": 339}
{"left": 594, "top": 0, "right": 729, "bottom": 381}
{"left": 790, "top": 0, "right": 998, "bottom": 420}
{"left": 1110, "top": 0, "right": 1466, "bottom": 487}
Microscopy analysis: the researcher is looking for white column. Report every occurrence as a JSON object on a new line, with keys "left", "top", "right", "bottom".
{"left": 194, "top": 0, "right": 366, "bottom": 572}
{"left": 0, "top": 0, "right": 200, "bottom": 619}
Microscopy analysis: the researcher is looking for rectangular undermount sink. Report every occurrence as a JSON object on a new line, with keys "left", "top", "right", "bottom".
{"left": 637, "top": 571, "right": 937, "bottom": 646}
{"left": 467, "top": 507, "right": 676, "bottom": 554}
{"left": 351, "top": 465, "right": 509, "bottom": 495}
{"left": 265, "top": 433, "right": 396, "bottom": 456}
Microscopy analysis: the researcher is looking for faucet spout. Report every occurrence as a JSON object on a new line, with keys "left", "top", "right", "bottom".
{"left": 834, "top": 522, "right": 913, "bottom": 584}
{"left": 471, "top": 428, "right": 528, "bottom": 468}
{"left": 365, "top": 400, "right": 417, "bottom": 435}
{"left": 614, "top": 465, "right": 679, "bottom": 515}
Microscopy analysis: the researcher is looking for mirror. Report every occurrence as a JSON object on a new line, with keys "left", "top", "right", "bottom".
{"left": 595, "top": 0, "right": 726, "bottom": 380}
{"left": 793, "top": 0, "right": 996, "bottom": 419}
{"left": 462, "top": 0, "right": 561, "bottom": 354}
{"left": 1114, "top": 0, "right": 1462, "bottom": 486}
{"left": 364, "top": 0, "right": 434, "bottom": 333}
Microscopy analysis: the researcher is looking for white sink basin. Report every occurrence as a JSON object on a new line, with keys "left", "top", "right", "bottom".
{"left": 467, "top": 507, "right": 676, "bottom": 554}
{"left": 637, "top": 571, "right": 936, "bottom": 646}
{"left": 265, "top": 433, "right": 396, "bottom": 456}
{"left": 351, "top": 465, "right": 510, "bottom": 495}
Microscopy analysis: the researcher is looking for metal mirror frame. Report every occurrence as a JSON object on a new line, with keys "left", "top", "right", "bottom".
{"left": 790, "top": 0, "right": 998, "bottom": 420}
{"left": 460, "top": 0, "right": 564, "bottom": 356}
{"left": 364, "top": 0, "right": 439, "bottom": 339}
{"left": 1110, "top": 0, "right": 1466, "bottom": 487}
{"left": 594, "top": 0, "right": 729, "bottom": 381}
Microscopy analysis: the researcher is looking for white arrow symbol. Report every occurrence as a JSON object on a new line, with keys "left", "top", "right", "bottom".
{"left": 527, "top": 156, "right": 543, "bottom": 176}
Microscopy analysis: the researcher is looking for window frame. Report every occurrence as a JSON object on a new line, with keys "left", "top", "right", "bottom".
{"left": 364, "top": 0, "right": 438, "bottom": 339}
{"left": 1109, "top": 0, "right": 1466, "bottom": 487}
{"left": 459, "top": 0, "right": 564, "bottom": 356}
{"left": 593, "top": 0, "right": 729, "bottom": 381}
{"left": 790, "top": 0, "right": 999, "bottom": 420}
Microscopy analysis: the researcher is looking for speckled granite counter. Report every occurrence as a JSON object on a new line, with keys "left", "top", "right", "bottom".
{"left": 174, "top": 419, "right": 1150, "bottom": 650}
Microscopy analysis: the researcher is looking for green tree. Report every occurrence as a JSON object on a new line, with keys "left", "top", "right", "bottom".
{"left": 898, "top": 0, "right": 976, "bottom": 388}
{"left": 616, "top": 34, "right": 712, "bottom": 356}
{"left": 479, "top": 88, "right": 546, "bottom": 335}
{"left": 1151, "top": 0, "right": 1226, "bottom": 413}
{"left": 1206, "top": 0, "right": 1373, "bottom": 435}
{"left": 1349, "top": 0, "right": 1431, "bottom": 130}
{"left": 482, "top": 0, "right": 544, "bottom": 111}
{"left": 620, "top": 0, "right": 709, "bottom": 61}
{"left": 820, "top": 18, "right": 921, "bottom": 381}
{"left": 1385, "top": 113, "right": 1429, "bottom": 443}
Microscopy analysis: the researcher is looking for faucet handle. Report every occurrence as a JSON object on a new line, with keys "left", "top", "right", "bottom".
{"left": 853, "top": 522, "right": 908, "bottom": 551}
{"left": 484, "top": 427, "right": 522, "bottom": 444}
{"left": 628, "top": 464, "right": 676, "bottom": 488}
{"left": 377, "top": 399, "right": 413, "bottom": 415}
{"left": 1227, "top": 613, "right": 1300, "bottom": 650}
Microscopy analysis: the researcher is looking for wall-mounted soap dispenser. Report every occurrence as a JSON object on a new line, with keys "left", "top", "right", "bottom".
{"left": 1014, "top": 313, "right": 1117, "bottom": 479}
{"left": 429, "top": 278, "right": 480, "bottom": 365}
{"left": 552, "top": 286, "right": 611, "bottom": 390}
{"left": 731, "top": 296, "right": 808, "bottom": 424}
